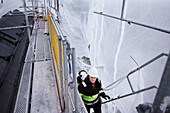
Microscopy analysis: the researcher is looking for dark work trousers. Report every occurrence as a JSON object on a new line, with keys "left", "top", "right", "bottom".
{"left": 85, "top": 99, "right": 101, "bottom": 113}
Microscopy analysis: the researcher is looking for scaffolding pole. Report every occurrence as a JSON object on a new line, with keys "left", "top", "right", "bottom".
{"left": 23, "top": 0, "right": 34, "bottom": 61}
{"left": 0, "top": 25, "right": 32, "bottom": 31}
{"left": 63, "top": 41, "right": 69, "bottom": 113}
{"left": 71, "top": 48, "right": 78, "bottom": 113}
{"left": 94, "top": 11, "right": 170, "bottom": 34}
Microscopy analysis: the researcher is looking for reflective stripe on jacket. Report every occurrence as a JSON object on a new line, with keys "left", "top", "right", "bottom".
{"left": 82, "top": 93, "right": 99, "bottom": 102}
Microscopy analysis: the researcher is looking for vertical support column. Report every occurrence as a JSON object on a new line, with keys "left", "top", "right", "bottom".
{"left": 63, "top": 41, "right": 68, "bottom": 113}
{"left": 71, "top": 48, "right": 78, "bottom": 113}
{"left": 54, "top": 0, "right": 57, "bottom": 20}
{"left": 44, "top": 0, "right": 46, "bottom": 19}
{"left": 66, "top": 41, "right": 71, "bottom": 75}
{"left": 57, "top": 0, "right": 59, "bottom": 13}
{"left": 49, "top": 0, "right": 51, "bottom": 8}
{"left": 121, "top": 0, "right": 126, "bottom": 18}
{"left": 68, "top": 55, "right": 72, "bottom": 75}
{"left": 59, "top": 38, "right": 64, "bottom": 111}
{"left": 152, "top": 53, "right": 170, "bottom": 113}
{"left": 54, "top": 0, "right": 56, "bottom": 9}
{"left": 23, "top": 0, "right": 30, "bottom": 39}
{"left": 32, "top": 0, "right": 35, "bottom": 15}
{"left": 56, "top": 0, "right": 60, "bottom": 22}
{"left": 35, "top": 0, "right": 38, "bottom": 13}
{"left": 23, "top": 0, "right": 34, "bottom": 59}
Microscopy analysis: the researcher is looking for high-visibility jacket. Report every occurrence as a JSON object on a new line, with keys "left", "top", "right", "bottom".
{"left": 81, "top": 93, "right": 99, "bottom": 102}
{"left": 77, "top": 76, "right": 85, "bottom": 97}
{"left": 78, "top": 77, "right": 101, "bottom": 104}
{"left": 77, "top": 76, "right": 81, "bottom": 87}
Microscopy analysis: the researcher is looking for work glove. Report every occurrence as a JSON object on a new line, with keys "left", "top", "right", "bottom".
{"left": 99, "top": 88, "right": 103, "bottom": 91}
{"left": 99, "top": 92, "right": 110, "bottom": 100}
{"left": 103, "top": 95, "right": 110, "bottom": 100}
{"left": 78, "top": 70, "right": 88, "bottom": 80}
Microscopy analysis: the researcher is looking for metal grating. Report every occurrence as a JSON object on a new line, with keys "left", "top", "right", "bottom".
{"left": 13, "top": 45, "right": 33, "bottom": 113}
{"left": 13, "top": 19, "right": 37, "bottom": 113}
{"left": 35, "top": 21, "right": 51, "bottom": 61}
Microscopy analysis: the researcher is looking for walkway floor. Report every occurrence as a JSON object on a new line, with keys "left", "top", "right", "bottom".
{"left": 31, "top": 20, "right": 61, "bottom": 113}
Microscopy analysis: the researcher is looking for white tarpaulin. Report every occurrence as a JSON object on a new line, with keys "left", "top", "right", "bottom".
{"left": 1, "top": 0, "right": 169, "bottom": 112}
{"left": 0, "top": 0, "right": 45, "bottom": 19}
{"left": 0, "top": 0, "right": 22, "bottom": 18}
{"left": 59, "top": 0, "right": 170, "bottom": 113}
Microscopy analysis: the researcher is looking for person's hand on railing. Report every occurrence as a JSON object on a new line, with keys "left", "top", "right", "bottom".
{"left": 99, "top": 92, "right": 110, "bottom": 100}
{"left": 103, "top": 95, "right": 110, "bottom": 100}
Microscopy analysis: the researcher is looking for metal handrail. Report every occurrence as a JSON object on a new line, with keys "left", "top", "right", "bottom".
{"left": 48, "top": 12, "right": 64, "bottom": 111}
{"left": 94, "top": 11, "right": 170, "bottom": 34}
{"left": 49, "top": 11, "right": 83, "bottom": 113}
{"left": 102, "top": 86, "right": 157, "bottom": 104}
{"left": 104, "top": 53, "right": 168, "bottom": 91}
{"left": 101, "top": 53, "right": 168, "bottom": 104}
{"left": 127, "top": 53, "right": 168, "bottom": 92}
{"left": 49, "top": 12, "right": 61, "bottom": 37}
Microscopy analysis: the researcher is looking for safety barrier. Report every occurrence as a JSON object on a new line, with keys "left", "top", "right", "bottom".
{"left": 48, "top": 12, "right": 64, "bottom": 111}
{"left": 101, "top": 52, "right": 169, "bottom": 104}
{"left": 48, "top": 11, "right": 87, "bottom": 113}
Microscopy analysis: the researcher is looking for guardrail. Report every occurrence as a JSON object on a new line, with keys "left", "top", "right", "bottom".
{"left": 102, "top": 52, "right": 169, "bottom": 104}
{"left": 48, "top": 10, "right": 87, "bottom": 113}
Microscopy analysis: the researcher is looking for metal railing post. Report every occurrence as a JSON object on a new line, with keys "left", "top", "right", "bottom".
{"left": 58, "top": 37, "right": 64, "bottom": 111}
{"left": 127, "top": 76, "right": 134, "bottom": 92}
{"left": 63, "top": 41, "right": 69, "bottom": 113}
{"left": 23, "top": 0, "right": 34, "bottom": 65}
{"left": 32, "top": 0, "right": 34, "bottom": 15}
{"left": 23, "top": 0, "right": 30, "bottom": 40}
{"left": 44, "top": 0, "right": 47, "bottom": 19}
{"left": 71, "top": 48, "right": 78, "bottom": 113}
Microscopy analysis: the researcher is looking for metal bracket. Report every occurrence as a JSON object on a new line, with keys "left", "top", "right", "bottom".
{"left": 68, "top": 81, "right": 74, "bottom": 89}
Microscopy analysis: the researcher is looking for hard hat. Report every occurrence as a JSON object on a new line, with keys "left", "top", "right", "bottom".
{"left": 78, "top": 70, "right": 88, "bottom": 80}
{"left": 88, "top": 67, "right": 98, "bottom": 78}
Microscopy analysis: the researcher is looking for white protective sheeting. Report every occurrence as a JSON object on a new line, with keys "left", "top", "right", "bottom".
{"left": 60, "top": 0, "right": 170, "bottom": 113}
{"left": 0, "top": 0, "right": 45, "bottom": 19}
{"left": 0, "top": 0, "right": 22, "bottom": 18}
{"left": 59, "top": 0, "right": 89, "bottom": 57}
